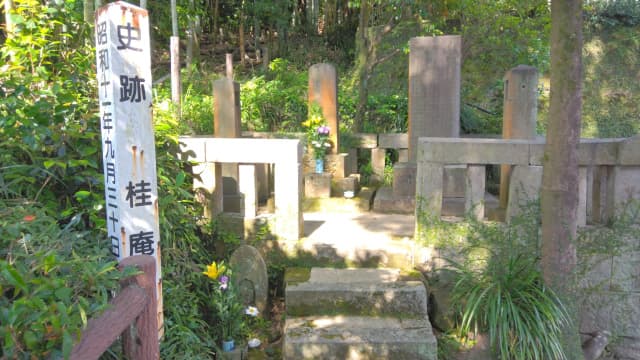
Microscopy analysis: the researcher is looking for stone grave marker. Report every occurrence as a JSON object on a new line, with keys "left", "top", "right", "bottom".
{"left": 229, "top": 245, "right": 268, "bottom": 314}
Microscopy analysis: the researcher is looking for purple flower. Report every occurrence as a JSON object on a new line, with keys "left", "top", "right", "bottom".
{"left": 317, "top": 126, "right": 330, "bottom": 135}
{"left": 219, "top": 275, "right": 229, "bottom": 290}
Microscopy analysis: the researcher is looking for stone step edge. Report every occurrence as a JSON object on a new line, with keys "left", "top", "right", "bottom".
{"left": 285, "top": 281, "right": 429, "bottom": 318}
{"left": 283, "top": 315, "right": 438, "bottom": 360}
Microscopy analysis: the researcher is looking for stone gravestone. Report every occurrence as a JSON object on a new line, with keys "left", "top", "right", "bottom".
{"left": 229, "top": 245, "right": 268, "bottom": 314}
{"left": 408, "top": 35, "right": 461, "bottom": 161}
{"left": 376, "top": 36, "right": 462, "bottom": 213}
{"left": 308, "top": 63, "right": 339, "bottom": 154}
{"left": 214, "top": 78, "right": 243, "bottom": 213}
{"left": 500, "top": 65, "right": 538, "bottom": 209}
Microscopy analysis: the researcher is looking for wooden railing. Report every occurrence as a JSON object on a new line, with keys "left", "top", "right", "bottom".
{"left": 70, "top": 255, "right": 159, "bottom": 360}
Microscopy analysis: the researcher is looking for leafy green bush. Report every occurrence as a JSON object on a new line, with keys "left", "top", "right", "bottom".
{"left": 241, "top": 59, "right": 308, "bottom": 132}
{"left": 444, "top": 212, "right": 570, "bottom": 360}
{"left": 0, "top": 202, "right": 132, "bottom": 359}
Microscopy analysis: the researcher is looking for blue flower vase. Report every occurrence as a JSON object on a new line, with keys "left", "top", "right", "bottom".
{"left": 222, "top": 339, "right": 235, "bottom": 352}
{"left": 315, "top": 158, "right": 324, "bottom": 173}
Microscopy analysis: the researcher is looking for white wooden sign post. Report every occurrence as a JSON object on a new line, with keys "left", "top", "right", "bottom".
{"left": 95, "top": 1, "right": 163, "bottom": 335}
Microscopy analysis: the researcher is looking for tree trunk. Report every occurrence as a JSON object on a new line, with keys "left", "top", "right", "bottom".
{"left": 353, "top": 0, "right": 370, "bottom": 132}
{"left": 4, "top": 0, "right": 14, "bottom": 39}
{"left": 212, "top": 0, "right": 219, "bottom": 44}
{"left": 83, "top": 0, "right": 94, "bottom": 24}
{"left": 541, "top": 0, "right": 584, "bottom": 357}
{"left": 239, "top": 11, "right": 246, "bottom": 66}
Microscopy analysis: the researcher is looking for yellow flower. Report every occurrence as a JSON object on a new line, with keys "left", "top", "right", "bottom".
{"left": 203, "top": 261, "right": 226, "bottom": 280}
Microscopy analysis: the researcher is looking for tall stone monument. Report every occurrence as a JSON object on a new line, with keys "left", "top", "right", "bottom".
{"left": 213, "top": 78, "right": 243, "bottom": 212}
{"left": 308, "top": 63, "right": 339, "bottom": 153}
{"left": 408, "top": 35, "right": 461, "bottom": 161}
{"left": 500, "top": 65, "right": 538, "bottom": 209}
{"left": 375, "top": 36, "right": 462, "bottom": 213}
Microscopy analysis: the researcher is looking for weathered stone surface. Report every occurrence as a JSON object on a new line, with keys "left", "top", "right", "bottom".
{"left": 284, "top": 268, "right": 437, "bottom": 359}
{"left": 500, "top": 66, "right": 538, "bottom": 208}
{"left": 214, "top": 79, "right": 241, "bottom": 138}
{"left": 393, "top": 162, "right": 417, "bottom": 197}
{"left": 379, "top": 133, "right": 408, "bottom": 149}
{"left": 284, "top": 316, "right": 437, "bottom": 360}
{"left": 611, "top": 166, "right": 640, "bottom": 215}
{"left": 371, "top": 148, "right": 386, "bottom": 182}
{"left": 239, "top": 164, "right": 257, "bottom": 218}
{"left": 465, "top": 165, "right": 486, "bottom": 220}
{"left": 325, "top": 153, "right": 349, "bottom": 178}
{"left": 373, "top": 187, "right": 415, "bottom": 214}
{"left": 419, "top": 137, "right": 532, "bottom": 165}
{"left": 309, "top": 63, "right": 339, "bottom": 153}
{"left": 409, "top": 35, "right": 461, "bottom": 161}
{"left": 416, "top": 162, "right": 444, "bottom": 219}
{"left": 229, "top": 245, "right": 268, "bottom": 314}
{"left": 618, "top": 135, "right": 640, "bottom": 165}
{"left": 332, "top": 174, "right": 360, "bottom": 196}
{"left": 286, "top": 280, "right": 428, "bottom": 317}
{"left": 443, "top": 165, "right": 466, "bottom": 198}
{"left": 352, "top": 133, "right": 378, "bottom": 149}
{"left": 179, "top": 137, "right": 303, "bottom": 241}
{"left": 505, "top": 165, "right": 542, "bottom": 222}
{"left": 305, "top": 173, "right": 331, "bottom": 198}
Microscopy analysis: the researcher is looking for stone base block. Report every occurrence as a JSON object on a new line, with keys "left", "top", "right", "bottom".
{"left": 305, "top": 173, "right": 331, "bottom": 198}
{"left": 389, "top": 163, "right": 465, "bottom": 199}
{"left": 332, "top": 174, "right": 360, "bottom": 196}
{"left": 443, "top": 165, "right": 466, "bottom": 197}
{"left": 373, "top": 187, "right": 415, "bottom": 214}
{"left": 393, "top": 162, "right": 417, "bottom": 197}
{"left": 223, "top": 194, "right": 243, "bottom": 213}
{"left": 284, "top": 316, "right": 437, "bottom": 360}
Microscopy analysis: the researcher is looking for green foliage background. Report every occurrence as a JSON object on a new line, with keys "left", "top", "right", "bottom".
{"left": 1, "top": 0, "right": 640, "bottom": 358}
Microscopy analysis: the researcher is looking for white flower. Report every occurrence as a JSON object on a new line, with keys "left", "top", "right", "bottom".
{"left": 245, "top": 306, "right": 259, "bottom": 317}
{"left": 248, "top": 338, "right": 261, "bottom": 348}
{"left": 324, "top": 142, "right": 331, "bottom": 147}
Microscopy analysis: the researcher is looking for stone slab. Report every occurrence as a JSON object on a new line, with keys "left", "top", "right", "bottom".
{"left": 618, "top": 135, "right": 640, "bottom": 165}
{"left": 286, "top": 280, "right": 429, "bottom": 318}
{"left": 352, "top": 133, "right": 378, "bottom": 149}
{"left": 379, "top": 133, "right": 408, "bottom": 149}
{"left": 409, "top": 35, "right": 461, "bottom": 161}
{"left": 305, "top": 173, "right": 331, "bottom": 198}
{"left": 505, "top": 165, "right": 542, "bottom": 222}
{"left": 418, "top": 138, "right": 533, "bottom": 165}
{"left": 307, "top": 268, "right": 401, "bottom": 283}
{"left": 284, "top": 316, "right": 437, "bottom": 360}
{"left": 229, "top": 245, "right": 268, "bottom": 314}
{"left": 373, "top": 187, "right": 415, "bottom": 214}
{"left": 393, "top": 162, "right": 417, "bottom": 197}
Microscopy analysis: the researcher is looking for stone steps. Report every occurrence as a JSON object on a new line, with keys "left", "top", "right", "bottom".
{"left": 283, "top": 268, "right": 438, "bottom": 359}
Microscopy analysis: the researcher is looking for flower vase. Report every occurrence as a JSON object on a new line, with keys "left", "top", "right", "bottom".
{"left": 315, "top": 158, "right": 324, "bottom": 173}
{"left": 222, "top": 339, "right": 235, "bottom": 352}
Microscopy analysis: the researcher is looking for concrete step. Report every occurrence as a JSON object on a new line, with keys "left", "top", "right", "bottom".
{"left": 285, "top": 268, "right": 429, "bottom": 318}
{"left": 283, "top": 315, "right": 438, "bottom": 360}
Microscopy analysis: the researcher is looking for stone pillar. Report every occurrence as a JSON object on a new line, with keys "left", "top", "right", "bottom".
{"left": 192, "top": 162, "right": 223, "bottom": 219}
{"left": 506, "top": 165, "right": 542, "bottom": 222}
{"left": 578, "top": 167, "right": 588, "bottom": 227}
{"left": 416, "top": 162, "right": 444, "bottom": 219}
{"left": 213, "top": 78, "right": 242, "bottom": 211}
{"left": 591, "top": 166, "right": 610, "bottom": 224}
{"left": 239, "top": 164, "right": 257, "bottom": 218}
{"left": 309, "top": 63, "right": 339, "bottom": 153}
{"left": 273, "top": 146, "right": 303, "bottom": 242}
{"left": 465, "top": 165, "right": 486, "bottom": 220}
{"left": 500, "top": 65, "right": 538, "bottom": 208}
{"left": 371, "top": 148, "right": 386, "bottom": 183}
{"left": 408, "top": 36, "right": 461, "bottom": 161}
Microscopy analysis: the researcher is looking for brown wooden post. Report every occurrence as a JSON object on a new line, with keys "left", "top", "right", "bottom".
{"left": 121, "top": 255, "right": 160, "bottom": 360}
